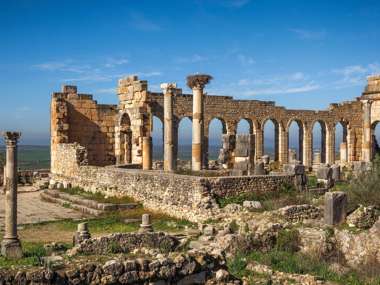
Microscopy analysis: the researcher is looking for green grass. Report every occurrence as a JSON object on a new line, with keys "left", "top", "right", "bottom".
{"left": 0, "top": 145, "right": 50, "bottom": 170}
{"left": 228, "top": 250, "right": 380, "bottom": 285}
{"left": 307, "top": 175, "right": 318, "bottom": 188}
{"left": 0, "top": 242, "right": 46, "bottom": 268}
{"left": 60, "top": 187, "right": 137, "bottom": 204}
{"left": 217, "top": 183, "right": 315, "bottom": 211}
{"left": 22, "top": 209, "right": 195, "bottom": 235}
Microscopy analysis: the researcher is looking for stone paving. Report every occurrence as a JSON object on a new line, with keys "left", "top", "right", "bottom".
{"left": 0, "top": 188, "right": 86, "bottom": 229}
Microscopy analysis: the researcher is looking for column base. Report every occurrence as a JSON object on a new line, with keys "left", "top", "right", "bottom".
{"left": 1, "top": 238, "right": 23, "bottom": 259}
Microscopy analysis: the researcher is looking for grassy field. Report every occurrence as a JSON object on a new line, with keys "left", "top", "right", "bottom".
{"left": 0, "top": 145, "right": 50, "bottom": 170}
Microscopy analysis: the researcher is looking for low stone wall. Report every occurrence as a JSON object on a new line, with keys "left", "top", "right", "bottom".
{"left": 278, "top": 205, "right": 323, "bottom": 222}
{"left": 0, "top": 251, "right": 231, "bottom": 285}
{"left": 51, "top": 143, "right": 296, "bottom": 222}
{"left": 207, "top": 175, "right": 295, "bottom": 198}
{"left": 70, "top": 232, "right": 179, "bottom": 256}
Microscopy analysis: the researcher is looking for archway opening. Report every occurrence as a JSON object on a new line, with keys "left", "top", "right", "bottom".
{"left": 208, "top": 118, "right": 226, "bottom": 160}
{"left": 312, "top": 121, "right": 327, "bottom": 164}
{"left": 152, "top": 116, "right": 163, "bottom": 161}
{"left": 371, "top": 121, "right": 380, "bottom": 160}
{"left": 288, "top": 120, "right": 303, "bottom": 162}
{"left": 263, "top": 119, "right": 279, "bottom": 161}
{"left": 335, "top": 122, "right": 348, "bottom": 162}
{"left": 119, "top": 113, "right": 132, "bottom": 164}
{"left": 178, "top": 117, "right": 192, "bottom": 161}
{"left": 237, "top": 118, "right": 253, "bottom": 134}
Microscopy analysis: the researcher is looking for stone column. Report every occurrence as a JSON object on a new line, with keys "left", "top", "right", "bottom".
{"left": 303, "top": 127, "right": 312, "bottom": 168}
{"left": 142, "top": 136, "right": 152, "bottom": 170}
{"left": 326, "top": 125, "right": 335, "bottom": 165}
{"left": 191, "top": 85, "right": 204, "bottom": 171}
{"left": 1, "top": 132, "right": 22, "bottom": 259}
{"left": 321, "top": 126, "right": 326, "bottom": 163}
{"left": 255, "top": 128, "right": 264, "bottom": 161}
{"left": 161, "top": 83, "right": 177, "bottom": 172}
{"left": 362, "top": 100, "right": 372, "bottom": 162}
{"left": 279, "top": 125, "right": 288, "bottom": 164}
{"left": 187, "top": 75, "right": 212, "bottom": 171}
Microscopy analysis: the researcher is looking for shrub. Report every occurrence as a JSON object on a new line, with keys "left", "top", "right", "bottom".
{"left": 345, "top": 155, "right": 380, "bottom": 210}
{"left": 275, "top": 228, "right": 299, "bottom": 253}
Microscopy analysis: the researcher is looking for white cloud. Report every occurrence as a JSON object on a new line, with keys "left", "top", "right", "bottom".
{"left": 175, "top": 54, "right": 208, "bottom": 64}
{"left": 104, "top": 58, "right": 129, "bottom": 68}
{"left": 237, "top": 54, "right": 255, "bottom": 65}
{"left": 33, "top": 61, "right": 90, "bottom": 73}
{"left": 247, "top": 83, "right": 320, "bottom": 96}
{"left": 289, "top": 28, "right": 326, "bottom": 40}
{"left": 332, "top": 63, "right": 380, "bottom": 88}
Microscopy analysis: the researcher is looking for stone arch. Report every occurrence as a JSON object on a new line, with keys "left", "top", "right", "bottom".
{"left": 116, "top": 112, "right": 132, "bottom": 165}
{"left": 205, "top": 117, "right": 228, "bottom": 165}
{"left": 261, "top": 117, "right": 280, "bottom": 161}
{"left": 237, "top": 118, "right": 254, "bottom": 134}
{"left": 334, "top": 120, "right": 349, "bottom": 163}
{"left": 176, "top": 116, "right": 192, "bottom": 163}
{"left": 286, "top": 118, "right": 304, "bottom": 163}
{"left": 311, "top": 119, "right": 328, "bottom": 164}
{"left": 371, "top": 120, "right": 380, "bottom": 160}
{"left": 152, "top": 115, "right": 164, "bottom": 161}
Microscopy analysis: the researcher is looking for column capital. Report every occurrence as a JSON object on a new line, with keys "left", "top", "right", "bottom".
{"left": 186, "top": 74, "right": 213, "bottom": 90}
{"left": 3, "top": 132, "right": 21, "bottom": 146}
{"left": 160, "top": 83, "right": 177, "bottom": 95}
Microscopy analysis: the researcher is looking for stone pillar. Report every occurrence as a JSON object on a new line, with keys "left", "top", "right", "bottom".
{"left": 255, "top": 128, "right": 264, "bottom": 161}
{"left": 279, "top": 126, "right": 288, "bottom": 164}
{"left": 139, "top": 213, "right": 153, "bottom": 233}
{"left": 326, "top": 126, "right": 335, "bottom": 165}
{"left": 187, "top": 75, "right": 212, "bottom": 171}
{"left": 191, "top": 85, "right": 204, "bottom": 171}
{"left": 324, "top": 191, "right": 347, "bottom": 226}
{"left": 321, "top": 126, "right": 326, "bottom": 163}
{"left": 1, "top": 132, "right": 22, "bottom": 259}
{"left": 161, "top": 83, "right": 177, "bottom": 172}
{"left": 340, "top": 142, "right": 347, "bottom": 163}
{"left": 142, "top": 137, "right": 152, "bottom": 170}
{"left": 303, "top": 128, "right": 312, "bottom": 168}
{"left": 362, "top": 100, "right": 372, "bottom": 162}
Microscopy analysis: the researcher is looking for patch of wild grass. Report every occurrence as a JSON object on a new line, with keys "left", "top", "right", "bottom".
{"left": 60, "top": 187, "right": 137, "bottom": 204}
{"left": 228, "top": 250, "right": 380, "bottom": 285}
{"left": 344, "top": 155, "right": 380, "bottom": 211}
{"left": 0, "top": 241, "right": 46, "bottom": 269}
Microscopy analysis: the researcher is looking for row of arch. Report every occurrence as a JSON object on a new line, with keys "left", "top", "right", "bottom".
{"left": 151, "top": 116, "right": 358, "bottom": 164}
{"left": 118, "top": 112, "right": 380, "bottom": 166}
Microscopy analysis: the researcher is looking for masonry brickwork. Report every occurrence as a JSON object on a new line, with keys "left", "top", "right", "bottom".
{"left": 51, "top": 75, "right": 380, "bottom": 173}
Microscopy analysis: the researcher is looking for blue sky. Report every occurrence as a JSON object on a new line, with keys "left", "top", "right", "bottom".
{"left": 0, "top": 0, "right": 379, "bottom": 146}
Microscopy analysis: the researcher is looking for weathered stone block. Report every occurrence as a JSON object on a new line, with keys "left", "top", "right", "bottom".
{"left": 324, "top": 191, "right": 347, "bottom": 225}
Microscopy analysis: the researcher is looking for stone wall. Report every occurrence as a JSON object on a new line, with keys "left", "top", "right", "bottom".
{"left": 207, "top": 175, "right": 295, "bottom": 198}
{"left": 51, "top": 143, "right": 298, "bottom": 222}
{"left": 50, "top": 85, "right": 117, "bottom": 171}
{"left": 0, "top": 251, "right": 229, "bottom": 285}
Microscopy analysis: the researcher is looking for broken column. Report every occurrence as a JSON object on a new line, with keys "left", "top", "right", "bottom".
{"left": 324, "top": 191, "right": 347, "bottom": 225}
{"left": 232, "top": 134, "right": 254, "bottom": 175}
{"left": 139, "top": 214, "right": 153, "bottom": 233}
{"left": 73, "top": 222, "right": 91, "bottom": 245}
{"left": 187, "top": 74, "right": 212, "bottom": 171}
{"left": 142, "top": 137, "right": 152, "bottom": 170}
{"left": 161, "top": 83, "right": 177, "bottom": 172}
{"left": 1, "top": 132, "right": 22, "bottom": 259}
{"left": 340, "top": 142, "right": 347, "bottom": 163}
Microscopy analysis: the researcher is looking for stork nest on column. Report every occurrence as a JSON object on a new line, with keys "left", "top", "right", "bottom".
{"left": 186, "top": 74, "right": 213, "bottom": 89}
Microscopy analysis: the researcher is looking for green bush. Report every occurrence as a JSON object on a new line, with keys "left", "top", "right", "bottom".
{"left": 275, "top": 228, "right": 299, "bottom": 253}
{"left": 345, "top": 155, "right": 380, "bottom": 210}
{"left": 227, "top": 250, "right": 380, "bottom": 285}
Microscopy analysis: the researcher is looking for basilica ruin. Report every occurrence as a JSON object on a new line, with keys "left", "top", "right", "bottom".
{"left": 48, "top": 74, "right": 380, "bottom": 221}
{"left": 51, "top": 74, "right": 380, "bottom": 170}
